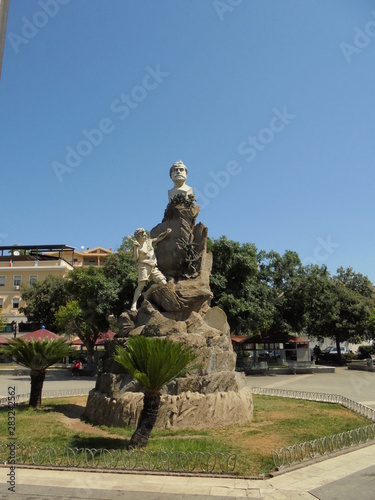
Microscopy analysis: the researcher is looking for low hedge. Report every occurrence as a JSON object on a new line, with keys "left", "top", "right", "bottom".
{"left": 357, "top": 345, "right": 375, "bottom": 359}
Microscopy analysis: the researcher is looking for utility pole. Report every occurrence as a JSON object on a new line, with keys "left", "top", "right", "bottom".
{"left": 0, "top": 0, "right": 9, "bottom": 80}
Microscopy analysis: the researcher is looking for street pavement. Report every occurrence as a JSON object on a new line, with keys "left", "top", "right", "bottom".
{"left": 0, "top": 367, "right": 374, "bottom": 498}
{"left": 246, "top": 366, "right": 375, "bottom": 409}
{"left": 1, "top": 445, "right": 375, "bottom": 499}
{"left": 0, "top": 370, "right": 96, "bottom": 400}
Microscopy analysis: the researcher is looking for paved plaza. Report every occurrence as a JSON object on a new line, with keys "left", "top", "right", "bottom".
{"left": 247, "top": 366, "right": 375, "bottom": 410}
{"left": 0, "top": 370, "right": 96, "bottom": 401}
{"left": 0, "top": 367, "right": 374, "bottom": 498}
{"left": 1, "top": 445, "right": 374, "bottom": 499}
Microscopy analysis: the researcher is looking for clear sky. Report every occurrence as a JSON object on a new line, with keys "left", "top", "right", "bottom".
{"left": 1, "top": 0, "right": 375, "bottom": 282}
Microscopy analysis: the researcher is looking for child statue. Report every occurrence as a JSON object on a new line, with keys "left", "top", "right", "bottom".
{"left": 130, "top": 227, "right": 172, "bottom": 311}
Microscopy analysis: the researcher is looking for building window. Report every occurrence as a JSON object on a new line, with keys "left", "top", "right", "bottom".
{"left": 0, "top": 276, "right": 5, "bottom": 286}
{"left": 13, "top": 276, "right": 22, "bottom": 287}
{"left": 0, "top": 298, "right": 3, "bottom": 308}
{"left": 12, "top": 298, "right": 20, "bottom": 309}
{"left": 29, "top": 275, "right": 38, "bottom": 286}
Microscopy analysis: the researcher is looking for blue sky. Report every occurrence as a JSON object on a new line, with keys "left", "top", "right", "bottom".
{"left": 1, "top": 0, "right": 375, "bottom": 282}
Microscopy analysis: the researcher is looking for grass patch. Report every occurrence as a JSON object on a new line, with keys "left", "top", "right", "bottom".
{"left": 0, "top": 395, "right": 371, "bottom": 476}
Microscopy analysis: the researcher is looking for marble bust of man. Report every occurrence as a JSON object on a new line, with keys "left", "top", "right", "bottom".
{"left": 168, "top": 160, "right": 195, "bottom": 202}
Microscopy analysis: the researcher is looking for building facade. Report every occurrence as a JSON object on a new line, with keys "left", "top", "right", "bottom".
{"left": 0, "top": 244, "right": 114, "bottom": 333}
{"left": 0, "top": 245, "right": 75, "bottom": 330}
{"left": 46, "top": 246, "right": 113, "bottom": 268}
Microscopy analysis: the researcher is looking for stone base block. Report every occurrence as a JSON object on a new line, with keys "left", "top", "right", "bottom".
{"left": 84, "top": 386, "right": 253, "bottom": 430}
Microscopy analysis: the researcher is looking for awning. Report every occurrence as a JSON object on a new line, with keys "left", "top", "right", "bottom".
{"left": 231, "top": 335, "right": 250, "bottom": 344}
{"left": 71, "top": 331, "right": 116, "bottom": 346}
{"left": 19, "top": 329, "right": 63, "bottom": 342}
{"left": 245, "top": 333, "right": 308, "bottom": 345}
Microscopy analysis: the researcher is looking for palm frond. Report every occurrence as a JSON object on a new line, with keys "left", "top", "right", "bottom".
{"left": 114, "top": 336, "right": 197, "bottom": 391}
{"left": 0, "top": 337, "right": 73, "bottom": 371}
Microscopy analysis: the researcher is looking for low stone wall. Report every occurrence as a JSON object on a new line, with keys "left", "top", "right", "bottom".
{"left": 347, "top": 358, "right": 375, "bottom": 372}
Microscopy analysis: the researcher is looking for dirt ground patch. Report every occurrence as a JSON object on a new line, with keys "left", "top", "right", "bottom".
{"left": 53, "top": 397, "right": 122, "bottom": 437}
{"left": 214, "top": 423, "right": 285, "bottom": 452}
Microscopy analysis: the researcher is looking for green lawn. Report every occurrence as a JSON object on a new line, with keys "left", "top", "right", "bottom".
{"left": 0, "top": 395, "right": 371, "bottom": 476}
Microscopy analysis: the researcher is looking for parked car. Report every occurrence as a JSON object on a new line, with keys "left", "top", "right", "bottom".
{"left": 270, "top": 349, "right": 281, "bottom": 358}
{"left": 249, "top": 350, "right": 270, "bottom": 361}
{"left": 319, "top": 346, "right": 347, "bottom": 364}
{"left": 319, "top": 347, "right": 333, "bottom": 358}
{"left": 328, "top": 346, "right": 347, "bottom": 355}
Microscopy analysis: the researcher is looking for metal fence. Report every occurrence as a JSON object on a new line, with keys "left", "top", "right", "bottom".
{"left": 2, "top": 386, "right": 375, "bottom": 472}
{"left": 0, "top": 387, "right": 91, "bottom": 407}
{"left": 272, "top": 425, "right": 375, "bottom": 469}
{"left": 0, "top": 445, "right": 236, "bottom": 474}
{"left": 252, "top": 386, "right": 375, "bottom": 468}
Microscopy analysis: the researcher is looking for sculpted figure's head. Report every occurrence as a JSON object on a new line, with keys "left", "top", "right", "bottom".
{"left": 134, "top": 228, "right": 147, "bottom": 242}
{"left": 170, "top": 160, "right": 188, "bottom": 185}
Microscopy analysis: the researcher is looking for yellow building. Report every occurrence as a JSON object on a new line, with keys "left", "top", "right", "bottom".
{"left": 0, "top": 244, "right": 75, "bottom": 330}
{"left": 46, "top": 246, "right": 113, "bottom": 268}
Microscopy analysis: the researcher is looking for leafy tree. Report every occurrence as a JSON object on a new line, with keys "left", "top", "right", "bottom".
{"left": 20, "top": 275, "right": 69, "bottom": 330}
{"left": 210, "top": 237, "right": 274, "bottom": 333}
{"left": 303, "top": 265, "right": 333, "bottom": 338}
{"left": 333, "top": 266, "right": 374, "bottom": 298}
{"left": 114, "top": 336, "right": 197, "bottom": 449}
{"left": 0, "top": 338, "right": 73, "bottom": 407}
{"left": 258, "top": 250, "right": 307, "bottom": 335}
{"left": 369, "top": 308, "right": 375, "bottom": 339}
{"left": 103, "top": 237, "right": 138, "bottom": 316}
{"left": 0, "top": 309, "right": 6, "bottom": 332}
{"left": 55, "top": 300, "right": 91, "bottom": 340}
{"left": 304, "top": 266, "right": 374, "bottom": 364}
{"left": 62, "top": 267, "right": 118, "bottom": 366}
{"left": 332, "top": 281, "right": 372, "bottom": 343}
{"left": 210, "top": 238, "right": 308, "bottom": 336}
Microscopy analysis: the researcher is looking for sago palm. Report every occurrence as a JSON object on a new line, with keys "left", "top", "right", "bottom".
{"left": 114, "top": 336, "right": 197, "bottom": 449}
{"left": 1, "top": 337, "right": 73, "bottom": 408}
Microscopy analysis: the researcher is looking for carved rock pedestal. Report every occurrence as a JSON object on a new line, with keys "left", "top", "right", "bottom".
{"left": 84, "top": 202, "right": 253, "bottom": 429}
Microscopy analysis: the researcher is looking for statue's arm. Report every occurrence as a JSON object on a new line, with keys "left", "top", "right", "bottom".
{"left": 130, "top": 238, "right": 140, "bottom": 261}
{"left": 152, "top": 228, "right": 172, "bottom": 246}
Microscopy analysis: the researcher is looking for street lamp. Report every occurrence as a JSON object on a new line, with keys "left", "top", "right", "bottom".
{"left": 11, "top": 320, "right": 17, "bottom": 338}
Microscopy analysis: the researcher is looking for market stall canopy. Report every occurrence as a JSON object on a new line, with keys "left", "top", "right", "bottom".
{"left": 230, "top": 335, "right": 249, "bottom": 344}
{"left": 245, "top": 333, "right": 308, "bottom": 345}
{"left": 19, "top": 329, "right": 63, "bottom": 342}
{"left": 71, "top": 331, "right": 116, "bottom": 346}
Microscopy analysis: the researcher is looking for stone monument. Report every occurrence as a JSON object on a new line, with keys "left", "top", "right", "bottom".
{"left": 84, "top": 160, "right": 253, "bottom": 430}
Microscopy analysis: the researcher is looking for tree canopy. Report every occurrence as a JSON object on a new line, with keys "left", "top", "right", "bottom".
{"left": 60, "top": 266, "right": 119, "bottom": 365}
{"left": 210, "top": 237, "right": 274, "bottom": 334}
{"left": 15, "top": 234, "right": 375, "bottom": 360}
{"left": 303, "top": 265, "right": 375, "bottom": 361}
{"left": 210, "top": 236, "right": 375, "bottom": 350}
{"left": 102, "top": 236, "right": 138, "bottom": 315}
{"left": 21, "top": 275, "right": 69, "bottom": 330}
